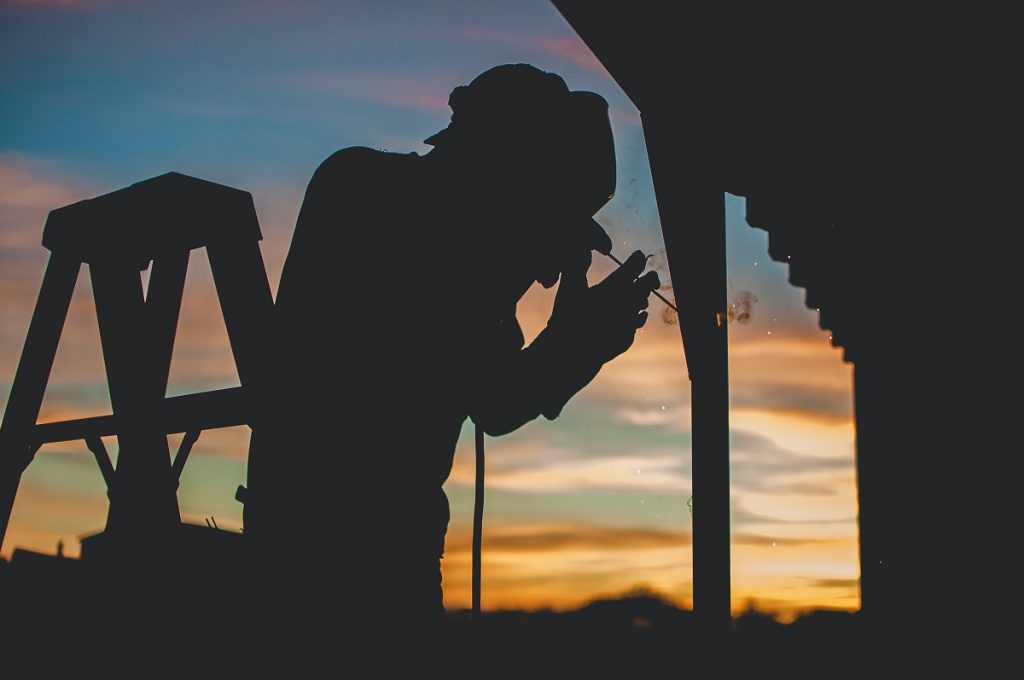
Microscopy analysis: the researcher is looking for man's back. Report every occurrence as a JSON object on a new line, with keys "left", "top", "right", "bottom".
{"left": 245, "top": 147, "right": 497, "bottom": 622}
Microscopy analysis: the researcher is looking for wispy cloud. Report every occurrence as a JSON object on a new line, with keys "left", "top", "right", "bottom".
{"left": 451, "top": 25, "right": 645, "bottom": 128}
{"left": 3, "top": 472, "right": 107, "bottom": 558}
{"left": 732, "top": 492, "right": 857, "bottom": 527}
{"left": 449, "top": 441, "right": 689, "bottom": 493}
{"left": 445, "top": 522, "right": 831, "bottom": 555}
{"left": 807, "top": 577, "right": 860, "bottom": 589}
{"left": 441, "top": 521, "right": 693, "bottom": 611}
{"left": 613, "top": 403, "right": 691, "bottom": 429}
{"left": 731, "top": 429, "right": 851, "bottom": 475}
{"left": 534, "top": 36, "right": 606, "bottom": 75}
{"left": 731, "top": 381, "right": 852, "bottom": 423}
{"left": 0, "top": 155, "right": 98, "bottom": 411}
{"left": 733, "top": 533, "right": 833, "bottom": 548}
{"left": 284, "top": 70, "right": 452, "bottom": 114}
{"left": 445, "top": 522, "right": 691, "bottom": 554}
{"left": 0, "top": 153, "right": 94, "bottom": 250}
{"left": 1, "top": 1, "right": 88, "bottom": 6}
{"left": 457, "top": 27, "right": 608, "bottom": 77}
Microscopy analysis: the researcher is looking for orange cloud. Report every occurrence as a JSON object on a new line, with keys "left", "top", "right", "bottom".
{"left": 445, "top": 522, "right": 691, "bottom": 554}
{"left": 448, "top": 441, "right": 690, "bottom": 493}
{"left": 442, "top": 536, "right": 692, "bottom": 611}
{"left": 2, "top": 477, "right": 107, "bottom": 558}
{"left": 731, "top": 538, "right": 860, "bottom": 618}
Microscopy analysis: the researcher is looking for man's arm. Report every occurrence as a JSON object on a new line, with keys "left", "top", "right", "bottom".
{"left": 467, "top": 317, "right": 602, "bottom": 436}
{"left": 469, "top": 250, "right": 658, "bottom": 436}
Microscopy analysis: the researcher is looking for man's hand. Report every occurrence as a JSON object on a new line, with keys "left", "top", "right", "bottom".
{"left": 548, "top": 249, "right": 660, "bottom": 364}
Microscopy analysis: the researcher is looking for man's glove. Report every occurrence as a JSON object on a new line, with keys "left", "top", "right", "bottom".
{"left": 547, "top": 249, "right": 661, "bottom": 366}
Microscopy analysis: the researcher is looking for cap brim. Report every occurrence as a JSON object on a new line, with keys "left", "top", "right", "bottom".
{"left": 423, "top": 126, "right": 451, "bottom": 146}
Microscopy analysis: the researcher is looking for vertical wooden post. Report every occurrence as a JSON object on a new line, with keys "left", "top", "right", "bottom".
{"left": 643, "top": 110, "right": 732, "bottom": 635}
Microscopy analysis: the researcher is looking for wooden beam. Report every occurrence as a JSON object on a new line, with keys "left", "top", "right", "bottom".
{"left": 31, "top": 387, "right": 250, "bottom": 444}
{"left": 643, "top": 109, "right": 731, "bottom": 635}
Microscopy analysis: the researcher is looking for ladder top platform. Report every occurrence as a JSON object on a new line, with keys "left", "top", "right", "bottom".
{"left": 42, "top": 172, "right": 263, "bottom": 264}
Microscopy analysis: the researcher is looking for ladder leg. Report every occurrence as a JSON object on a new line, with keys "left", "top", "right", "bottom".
{"left": 91, "top": 261, "right": 180, "bottom": 538}
{"left": 207, "top": 238, "right": 275, "bottom": 537}
{"left": 144, "top": 250, "right": 189, "bottom": 398}
{"left": 207, "top": 238, "right": 274, "bottom": 393}
{"left": 0, "top": 252, "right": 81, "bottom": 549}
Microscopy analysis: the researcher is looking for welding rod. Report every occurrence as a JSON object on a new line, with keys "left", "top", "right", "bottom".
{"left": 604, "top": 252, "right": 678, "bottom": 312}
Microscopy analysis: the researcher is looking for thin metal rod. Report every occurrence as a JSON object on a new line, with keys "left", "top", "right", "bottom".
{"left": 604, "top": 251, "right": 678, "bottom": 312}
{"left": 472, "top": 424, "right": 485, "bottom": 620}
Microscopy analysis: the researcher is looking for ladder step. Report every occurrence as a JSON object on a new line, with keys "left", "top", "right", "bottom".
{"left": 31, "top": 387, "right": 249, "bottom": 444}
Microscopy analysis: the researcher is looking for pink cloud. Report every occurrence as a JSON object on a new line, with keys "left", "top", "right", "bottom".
{"left": 610, "top": 107, "right": 642, "bottom": 126}
{"left": 0, "top": 154, "right": 94, "bottom": 248}
{"left": 0, "top": 155, "right": 96, "bottom": 399}
{"left": 535, "top": 36, "right": 607, "bottom": 75}
{"left": 456, "top": 26, "right": 609, "bottom": 77}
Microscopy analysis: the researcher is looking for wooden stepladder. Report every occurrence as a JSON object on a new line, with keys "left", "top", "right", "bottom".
{"left": 0, "top": 172, "right": 273, "bottom": 551}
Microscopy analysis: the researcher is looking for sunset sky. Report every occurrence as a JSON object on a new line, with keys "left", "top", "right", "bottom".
{"left": 0, "top": 0, "right": 858, "bottom": 619}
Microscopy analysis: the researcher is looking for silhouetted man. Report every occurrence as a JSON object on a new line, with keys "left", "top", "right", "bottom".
{"left": 245, "top": 64, "right": 659, "bottom": 637}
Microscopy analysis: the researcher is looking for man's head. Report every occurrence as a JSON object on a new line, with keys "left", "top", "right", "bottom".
{"left": 427, "top": 64, "right": 616, "bottom": 289}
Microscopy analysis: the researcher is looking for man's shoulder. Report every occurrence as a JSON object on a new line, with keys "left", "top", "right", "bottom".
{"left": 311, "top": 146, "right": 421, "bottom": 184}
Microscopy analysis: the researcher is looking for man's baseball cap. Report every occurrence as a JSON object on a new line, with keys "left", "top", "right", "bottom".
{"left": 425, "top": 64, "right": 615, "bottom": 255}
